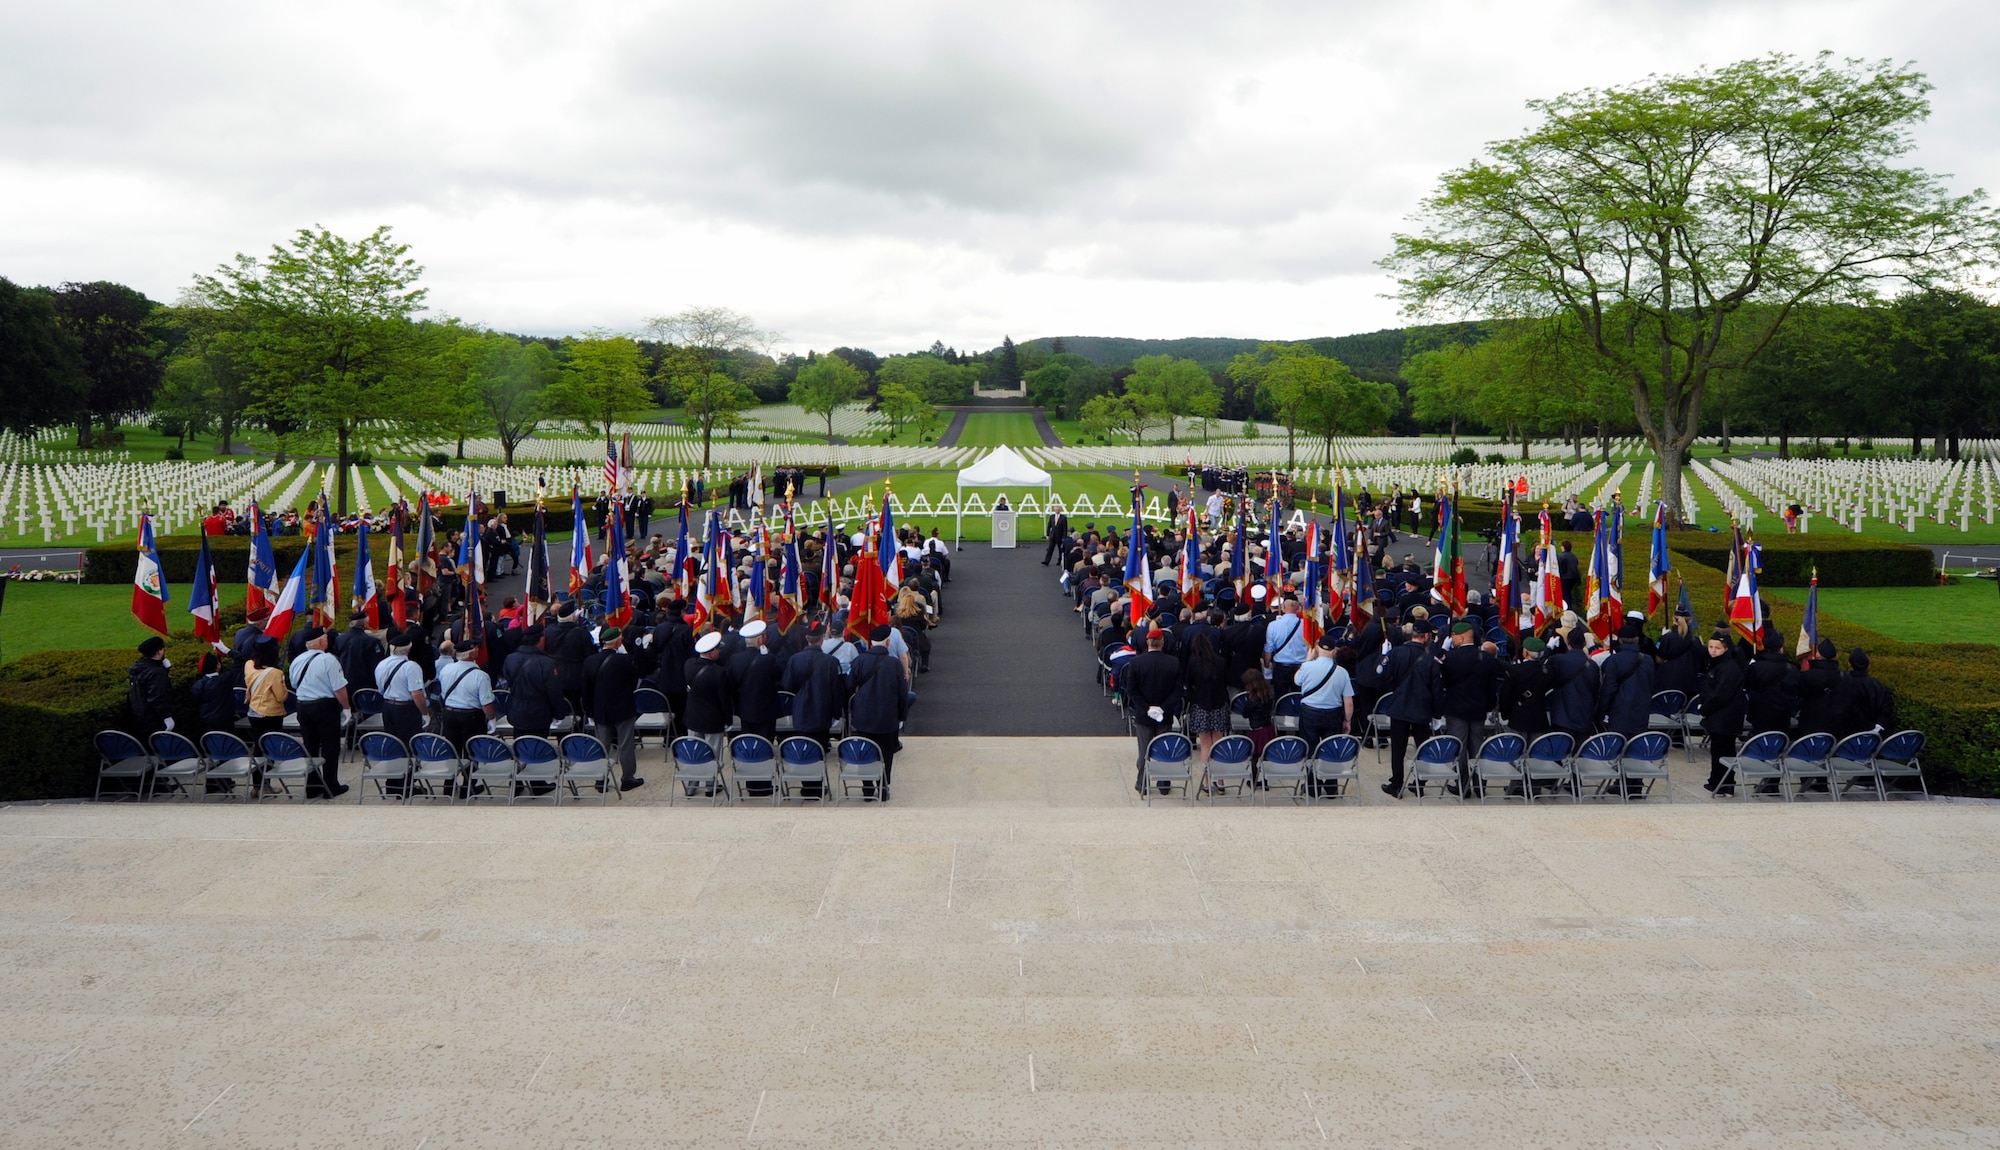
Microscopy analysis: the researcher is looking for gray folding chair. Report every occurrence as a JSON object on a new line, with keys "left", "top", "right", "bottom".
{"left": 356, "top": 733, "right": 413, "bottom": 803}
{"left": 1618, "top": 732, "right": 1673, "bottom": 801}
{"left": 670, "top": 737, "right": 728, "bottom": 804}
{"left": 1828, "top": 731, "right": 1884, "bottom": 800}
{"left": 559, "top": 734, "right": 618, "bottom": 805}
{"left": 255, "top": 732, "right": 314, "bottom": 801}
{"left": 1472, "top": 733, "right": 1527, "bottom": 804}
{"left": 1307, "top": 735, "right": 1360, "bottom": 802}
{"left": 729, "top": 735, "right": 781, "bottom": 805}
{"left": 1407, "top": 734, "right": 1464, "bottom": 803}
{"left": 1255, "top": 735, "right": 1311, "bottom": 804}
{"left": 1141, "top": 733, "right": 1196, "bottom": 804}
{"left": 777, "top": 737, "right": 831, "bottom": 804}
{"left": 1199, "top": 735, "right": 1256, "bottom": 801}
{"left": 1872, "top": 730, "right": 1928, "bottom": 798}
{"left": 1780, "top": 732, "right": 1837, "bottom": 802}
{"left": 93, "top": 730, "right": 155, "bottom": 802}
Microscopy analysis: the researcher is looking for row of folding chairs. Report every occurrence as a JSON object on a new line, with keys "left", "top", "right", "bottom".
{"left": 1139, "top": 730, "right": 1673, "bottom": 805}
{"left": 668, "top": 735, "right": 889, "bottom": 805}
{"left": 1141, "top": 734, "right": 1361, "bottom": 805}
{"left": 1718, "top": 730, "right": 1928, "bottom": 801}
{"left": 94, "top": 729, "right": 337, "bottom": 802}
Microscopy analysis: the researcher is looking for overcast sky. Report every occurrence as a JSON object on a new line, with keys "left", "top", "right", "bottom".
{"left": 3, "top": 0, "right": 1995, "bottom": 354}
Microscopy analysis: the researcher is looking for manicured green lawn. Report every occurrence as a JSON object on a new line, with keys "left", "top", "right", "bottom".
{"left": 954, "top": 413, "right": 1044, "bottom": 447}
{"left": 803, "top": 469, "right": 1153, "bottom": 541}
{"left": 1, "top": 581, "right": 251, "bottom": 663}
{"left": 1764, "top": 579, "right": 2000, "bottom": 647}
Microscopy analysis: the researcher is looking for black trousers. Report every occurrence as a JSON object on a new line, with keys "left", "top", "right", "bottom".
{"left": 383, "top": 701, "right": 424, "bottom": 747}
{"left": 1706, "top": 732, "right": 1738, "bottom": 791}
{"left": 296, "top": 698, "right": 343, "bottom": 798}
{"left": 1386, "top": 717, "right": 1426, "bottom": 794}
{"left": 1272, "top": 662, "right": 1300, "bottom": 699}
{"left": 443, "top": 709, "right": 485, "bottom": 756}
{"left": 1133, "top": 715, "right": 1170, "bottom": 790}
{"left": 854, "top": 728, "right": 898, "bottom": 796}
{"left": 1298, "top": 706, "right": 1345, "bottom": 755}
{"left": 1042, "top": 533, "right": 1061, "bottom": 565}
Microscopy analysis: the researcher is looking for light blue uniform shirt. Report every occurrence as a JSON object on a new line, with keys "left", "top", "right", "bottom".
{"left": 375, "top": 655, "right": 424, "bottom": 703}
{"left": 288, "top": 649, "right": 348, "bottom": 702}
{"left": 1263, "top": 613, "right": 1309, "bottom": 665}
{"left": 1296, "top": 659, "right": 1354, "bottom": 711}
{"left": 437, "top": 660, "right": 495, "bottom": 710}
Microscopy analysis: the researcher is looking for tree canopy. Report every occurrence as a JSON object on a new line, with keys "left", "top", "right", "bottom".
{"left": 193, "top": 225, "right": 432, "bottom": 513}
{"left": 1385, "top": 52, "right": 2000, "bottom": 518}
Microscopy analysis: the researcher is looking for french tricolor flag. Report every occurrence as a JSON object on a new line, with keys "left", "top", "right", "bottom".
{"left": 353, "top": 520, "right": 380, "bottom": 629}
{"left": 263, "top": 547, "right": 313, "bottom": 640}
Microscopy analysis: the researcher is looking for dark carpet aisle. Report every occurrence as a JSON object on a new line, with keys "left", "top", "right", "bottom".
{"left": 909, "top": 540, "right": 1130, "bottom": 737}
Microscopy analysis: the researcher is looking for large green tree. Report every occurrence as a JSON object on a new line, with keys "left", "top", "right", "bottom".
{"left": 1385, "top": 53, "right": 1999, "bottom": 521}
{"left": 54, "top": 280, "right": 163, "bottom": 447}
{"left": 646, "top": 306, "right": 767, "bottom": 465}
{"left": 194, "top": 226, "right": 431, "bottom": 513}
{"left": 878, "top": 352, "right": 975, "bottom": 404}
{"left": 1227, "top": 343, "right": 1369, "bottom": 467}
{"left": 441, "top": 332, "right": 560, "bottom": 464}
{"left": 790, "top": 353, "right": 867, "bottom": 443}
{"left": 0, "top": 277, "right": 88, "bottom": 437}
{"left": 1401, "top": 344, "right": 1481, "bottom": 442}
{"left": 1882, "top": 290, "right": 2000, "bottom": 459}
{"left": 1125, "top": 355, "right": 1221, "bottom": 444}
{"left": 543, "top": 334, "right": 653, "bottom": 439}
{"left": 153, "top": 300, "right": 254, "bottom": 454}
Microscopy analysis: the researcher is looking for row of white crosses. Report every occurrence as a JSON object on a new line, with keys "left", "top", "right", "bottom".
{"left": 1710, "top": 455, "right": 2000, "bottom": 533}
{"left": 1688, "top": 460, "right": 1758, "bottom": 531}
{"left": 0, "top": 459, "right": 309, "bottom": 544}
{"left": 0, "top": 428, "right": 136, "bottom": 466}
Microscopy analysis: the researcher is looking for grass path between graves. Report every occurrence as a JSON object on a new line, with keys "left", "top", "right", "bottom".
{"left": 1763, "top": 579, "right": 2000, "bottom": 648}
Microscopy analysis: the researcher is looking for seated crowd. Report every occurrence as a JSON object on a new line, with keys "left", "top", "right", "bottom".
{"left": 1056, "top": 517, "right": 1905, "bottom": 801}
{"left": 118, "top": 521, "right": 953, "bottom": 803}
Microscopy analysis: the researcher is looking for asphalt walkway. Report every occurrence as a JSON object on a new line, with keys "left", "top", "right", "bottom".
{"left": 907, "top": 540, "right": 1127, "bottom": 737}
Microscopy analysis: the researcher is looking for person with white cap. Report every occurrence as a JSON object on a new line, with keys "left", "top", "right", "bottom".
{"left": 682, "top": 630, "right": 735, "bottom": 766}
{"left": 727, "top": 619, "right": 785, "bottom": 743}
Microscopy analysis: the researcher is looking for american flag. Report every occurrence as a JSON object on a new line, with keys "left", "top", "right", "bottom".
{"left": 603, "top": 433, "right": 618, "bottom": 495}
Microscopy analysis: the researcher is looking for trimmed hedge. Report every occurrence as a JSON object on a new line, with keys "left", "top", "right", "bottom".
{"left": 84, "top": 535, "right": 397, "bottom": 585}
{"left": 1671, "top": 534, "right": 1934, "bottom": 588}
{"left": 1669, "top": 549, "right": 2000, "bottom": 796}
{"left": 0, "top": 641, "right": 213, "bottom": 801}
{"left": 1303, "top": 493, "right": 1933, "bottom": 587}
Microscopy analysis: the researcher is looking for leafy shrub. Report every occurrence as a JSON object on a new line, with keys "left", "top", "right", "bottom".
{"left": 424, "top": 451, "right": 451, "bottom": 467}
{"left": 1483, "top": 452, "right": 1507, "bottom": 465}
{"left": 84, "top": 534, "right": 397, "bottom": 584}
{"left": 0, "top": 642, "right": 211, "bottom": 801}
{"left": 350, "top": 450, "right": 374, "bottom": 467}
{"left": 163, "top": 447, "right": 184, "bottom": 460}
{"left": 1448, "top": 447, "right": 1481, "bottom": 467}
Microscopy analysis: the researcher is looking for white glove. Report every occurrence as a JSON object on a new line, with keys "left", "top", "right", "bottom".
{"left": 162, "top": 717, "right": 174, "bottom": 731}
{"left": 486, "top": 719, "right": 498, "bottom": 734}
{"left": 1430, "top": 718, "right": 1445, "bottom": 731}
{"left": 340, "top": 710, "right": 353, "bottom": 728}
{"left": 1146, "top": 706, "right": 1164, "bottom": 722}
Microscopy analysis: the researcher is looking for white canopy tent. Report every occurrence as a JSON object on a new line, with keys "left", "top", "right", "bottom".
{"left": 954, "top": 445, "right": 1053, "bottom": 545}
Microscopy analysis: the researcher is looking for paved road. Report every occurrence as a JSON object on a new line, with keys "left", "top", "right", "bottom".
{"left": 908, "top": 541, "right": 1126, "bottom": 737}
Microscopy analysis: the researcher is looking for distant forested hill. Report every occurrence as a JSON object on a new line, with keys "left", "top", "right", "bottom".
{"left": 1019, "top": 336, "right": 1262, "bottom": 366}
{"left": 1022, "top": 323, "right": 1487, "bottom": 381}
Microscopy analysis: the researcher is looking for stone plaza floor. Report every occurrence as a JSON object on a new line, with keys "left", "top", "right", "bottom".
{"left": 4, "top": 736, "right": 2000, "bottom": 1147}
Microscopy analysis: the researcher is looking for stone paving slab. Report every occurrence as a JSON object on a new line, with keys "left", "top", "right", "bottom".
{"left": 4, "top": 737, "right": 1999, "bottom": 1147}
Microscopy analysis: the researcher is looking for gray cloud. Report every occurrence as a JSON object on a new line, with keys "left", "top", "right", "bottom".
{"left": 1, "top": 0, "right": 1996, "bottom": 348}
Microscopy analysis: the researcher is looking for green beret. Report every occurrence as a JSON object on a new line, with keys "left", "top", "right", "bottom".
{"left": 1522, "top": 637, "right": 1546, "bottom": 652}
{"left": 1451, "top": 622, "right": 1474, "bottom": 635}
